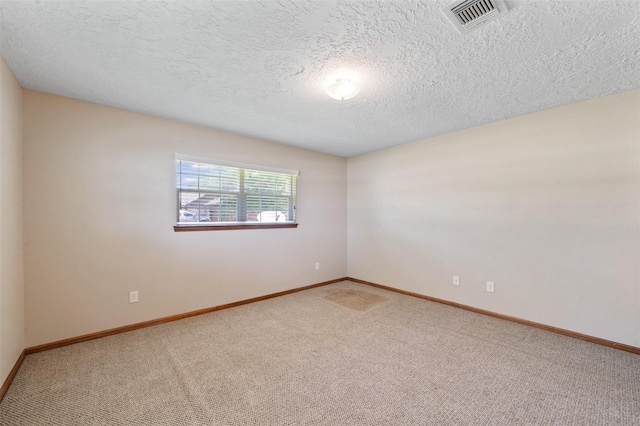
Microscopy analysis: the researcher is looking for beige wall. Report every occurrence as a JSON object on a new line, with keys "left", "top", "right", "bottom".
{"left": 23, "top": 91, "right": 347, "bottom": 347}
{"left": 0, "top": 56, "right": 25, "bottom": 383}
{"left": 13, "top": 84, "right": 640, "bottom": 350}
{"left": 348, "top": 89, "right": 640, "bottom": 347}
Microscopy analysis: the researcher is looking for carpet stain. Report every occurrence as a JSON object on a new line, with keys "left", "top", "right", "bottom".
{"left": 323, "top": 288, "right": 387, "bottom": 311}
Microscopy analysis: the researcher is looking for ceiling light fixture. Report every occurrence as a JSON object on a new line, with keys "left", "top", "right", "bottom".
{"left": 326, "top": 78, "right": 360, "bottom": 101}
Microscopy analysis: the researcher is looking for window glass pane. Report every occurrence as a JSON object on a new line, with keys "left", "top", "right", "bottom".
{"left": 256, "top": 211, "right": 287, "bottom": 222}
{"left": 244, "top": 170, "right": 291, "bottom": 196}
{"left": 260, "top": 196, "right": 278, "bottom": 211}
{"left": 179, "top": 161, "right": 200, "bottom": 175}
{"left": 276, "top": 177, "right": 292, "bottom": 196}
{"left": 197, "top": 163, "right": 217, "bottom": 176}
{"left": 180, "top": 174, "right": 199, "bottom": 190}
{"left": 219, "top": 167, "right": 240, "bottom": 192}
{"left": 219, "top": 194, "right": 238, "bottom": 222}
{"left": 244, "top": 170, "right": 263, "bottom": 194}
{"left": 178, "top": 191, "right": 199, "bottom": 223}
{"left": 199, "top": 175, "right": 219, "bottom": 191}
{"left": 277, "top": 197, "right": 290, "bottom": 215}
{"left": 176, "top": 158, "right": 296, "bottom": 226}
{"left": 179, "top": 191, "right": 199, "bottom": 207}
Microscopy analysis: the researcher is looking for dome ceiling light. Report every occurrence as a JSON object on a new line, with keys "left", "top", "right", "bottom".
{"left": 326, "top": 78, "right": 360, "bottom": 101}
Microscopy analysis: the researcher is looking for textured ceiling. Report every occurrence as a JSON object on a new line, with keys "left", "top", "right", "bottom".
{"left": 1, "top": 1, "right": 639, "bottom": 157}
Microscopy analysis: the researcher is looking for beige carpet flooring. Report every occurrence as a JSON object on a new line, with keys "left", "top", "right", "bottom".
{"left": 1, "top": 281, "right": 639, "bottom": 425}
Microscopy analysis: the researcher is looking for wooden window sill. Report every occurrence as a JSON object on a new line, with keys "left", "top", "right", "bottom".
{"left": 174, "top": 223, "right": 298, "bottom": 232}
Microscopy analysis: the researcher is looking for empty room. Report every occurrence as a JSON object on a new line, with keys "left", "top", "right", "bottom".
{"left": 1, "top": 1, "right": 639, "bottom": 425}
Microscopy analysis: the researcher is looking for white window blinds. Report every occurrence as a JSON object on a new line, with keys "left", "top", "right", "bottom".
{"left": 175, "top": 155, "right": 297, "bottom": 225}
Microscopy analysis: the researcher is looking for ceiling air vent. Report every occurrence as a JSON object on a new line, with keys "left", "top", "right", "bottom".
{"left": 442, "top": 0, "right": 508, "bottom": 33}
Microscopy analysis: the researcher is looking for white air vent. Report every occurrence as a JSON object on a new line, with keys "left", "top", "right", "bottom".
{"left": 442, "top": 0, "right": 508, "bottom": 33}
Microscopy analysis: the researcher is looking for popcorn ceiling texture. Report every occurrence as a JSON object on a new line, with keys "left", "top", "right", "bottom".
{"left": 1, "top": 0, "right": 639, "bottom": 157}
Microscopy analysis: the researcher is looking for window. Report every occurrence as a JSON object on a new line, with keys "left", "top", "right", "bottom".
{"left": 174, "top": 154, "right": 298, "bottom": 231}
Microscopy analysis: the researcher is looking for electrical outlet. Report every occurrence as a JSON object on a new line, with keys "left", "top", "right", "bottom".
{"left": 129, "top": 291, "right": 139, "bottom": 303}
{"left": 486, "top": 281, "right": 495, "bottom": 293}
{"left": 315, "top": 262, "right": 320, "bottom": 270}
{"left": 453, "top": 275, "right": 460, "bottom": 286}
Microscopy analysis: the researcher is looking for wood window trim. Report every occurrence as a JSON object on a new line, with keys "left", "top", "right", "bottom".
{"left": 174, "top": 223, "right": 298, "bottom": 232}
